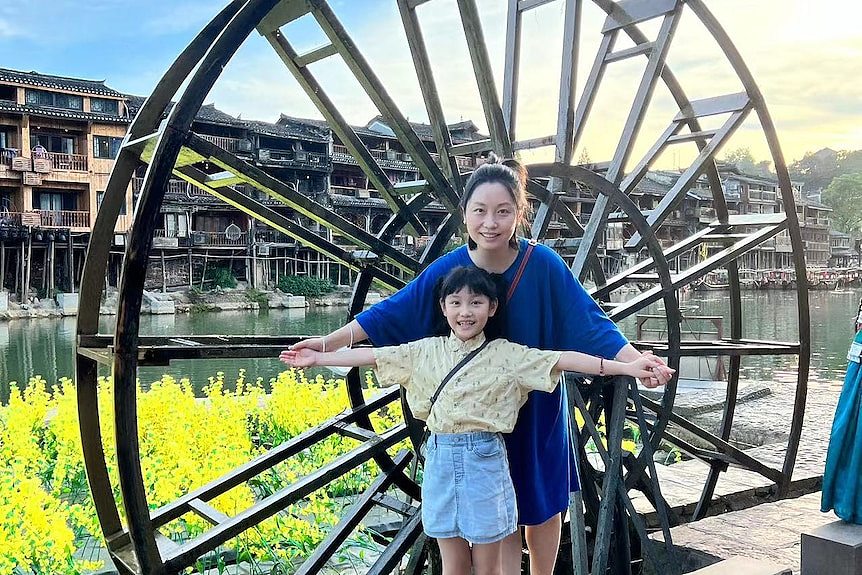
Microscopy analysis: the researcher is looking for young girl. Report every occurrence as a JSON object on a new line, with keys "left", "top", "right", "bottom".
{"left": 280, "top": 266, "right": 671, "bottom": 575}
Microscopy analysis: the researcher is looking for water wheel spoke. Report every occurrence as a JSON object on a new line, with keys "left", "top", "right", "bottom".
{"left": 184, "top": 134, "right": 423, "bottom": 274}
{"left": 163, "top": 424, "right": 409, "bottom": 570}
{"left": 295, "top": 451, "right": 414, "bottom": 575}
{"left": 397, "top": 0, "right": 464, "bottom": 189}
{"left": 263, "top": 31, "right": 431, "bottom": 230}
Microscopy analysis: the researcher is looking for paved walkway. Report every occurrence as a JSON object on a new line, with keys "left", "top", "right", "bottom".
{"left": 651, "top": 492, "right": 836, "bottom": 574}
{"left": 634, "top": 374, "right": 847, "bottom": 574}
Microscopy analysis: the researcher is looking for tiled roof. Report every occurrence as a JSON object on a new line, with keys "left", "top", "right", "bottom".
{"left": 195, "top": 103, "right": 242, "bottom": 126}
{"left": 0, "top": 101, "right": 130, "bottom": 124}
{"left": 0, "top": 68, "right": 125, "bottom": 98}
{"left": 364, "top": 115, "right": 487, "bottom": 143}
{"left": 329, "top": 194, "right": 390, "bottom": 209}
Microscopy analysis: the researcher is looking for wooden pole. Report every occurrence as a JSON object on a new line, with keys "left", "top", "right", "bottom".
{"left": 68, "top": 233, "right": 75, "bottom": 293}
{"left": 49, "top": 240, "right": 55, "bottom": 298}
{"left": 200, "top": 250, "right": 208, "bottom": 290}
{"left": 23, "top": 231, "right": 32, "bottom": 302}
{"left": 0, "top": 242, "right": 5, "bottom": 291}
{"left": 187, "top": 248, "right": 193, "bottom": 288}
{"left": 161, "top": 250, "right": 167, "bottom": 292}
{"left": 14, "top": 244, "right": 20, "bottom": 298}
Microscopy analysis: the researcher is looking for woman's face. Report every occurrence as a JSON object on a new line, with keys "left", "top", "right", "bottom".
{"left": 463, "top": 182, "right": 518, "bottom": 253}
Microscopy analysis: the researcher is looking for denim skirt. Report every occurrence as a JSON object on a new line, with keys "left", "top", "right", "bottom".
{"left": 422, "top": 431, "right": 518, "bottom": 544}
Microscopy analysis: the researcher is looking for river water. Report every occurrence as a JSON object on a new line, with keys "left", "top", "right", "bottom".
{"left": 1, "top": 288, "right": 860, "bottom": 404}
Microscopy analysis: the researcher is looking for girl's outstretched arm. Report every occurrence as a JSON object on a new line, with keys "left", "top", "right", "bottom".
{"left": 556, "top": 351, "right": 673, "bottom": 382}
{"left": 290, "top": 320, "right": 369, "bottom": 353}
{"left": 279, "top": 347, "right": 377, "bottom": 369}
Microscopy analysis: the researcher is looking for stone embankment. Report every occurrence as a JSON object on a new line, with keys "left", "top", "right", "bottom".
{"left": 0, "top": 285, "right": 385, "bottom": 320}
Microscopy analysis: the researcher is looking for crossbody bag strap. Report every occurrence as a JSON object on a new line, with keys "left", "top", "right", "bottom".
{"left": 428, "top": 338, "right": 491, "bottom": 409}
{"left": 506, "top": 239, "right": 537, "bottom": 302}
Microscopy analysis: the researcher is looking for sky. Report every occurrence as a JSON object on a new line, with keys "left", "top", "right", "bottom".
{"left": 2, "top": 0, "right": 860, "bottom": 170}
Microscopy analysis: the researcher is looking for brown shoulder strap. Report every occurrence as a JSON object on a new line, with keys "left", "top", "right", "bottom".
{"left": 507, "top": 239, "right": 537, "bottom": 302}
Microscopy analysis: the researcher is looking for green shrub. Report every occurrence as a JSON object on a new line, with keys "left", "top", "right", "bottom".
{"left": 244, "top": 288, "right": 270, "bottom": 307}
{"left": 277, "top": 275, "right": 334, "bottom": 298}
{"left": 206, "top": 266, "right": 237, "bottom": 289}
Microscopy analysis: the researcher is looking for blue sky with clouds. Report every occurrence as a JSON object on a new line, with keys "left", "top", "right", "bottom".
{"left": 2, "top": 1, "right": 859, "bottom": 165}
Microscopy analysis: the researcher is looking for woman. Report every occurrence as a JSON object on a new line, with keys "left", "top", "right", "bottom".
{"left": 292, "top": 158, "right": 671, "bottom": 575}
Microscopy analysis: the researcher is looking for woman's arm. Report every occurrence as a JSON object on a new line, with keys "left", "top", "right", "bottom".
{"left": 556, "top": 350, "right": 672, "bottom": 381}
{"left": 290, "top": 320, "right": 368, "bottom": 353}
{"left": 279, "top": 346, "right": 376, "bottom": 368}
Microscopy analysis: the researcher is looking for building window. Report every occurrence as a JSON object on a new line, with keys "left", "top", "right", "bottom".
{"left": 93, "top": 135, "right": 122, "bottom": 159}
{"left": 0, "top": 131, "right": 10, "bottom": 149}
{"left": 30, "top": 133, "right": 76, "bottom": 154}
{"left": 25, "top": 89, "right": 83, "bottom": 111}
{"left": 90, "top": 98, "right": 119, "bottom": 115}
{"left": 165, "top": 213, "right": 188, "bottom": 237}
{"left": 33, "top": 190, "right": 76, "bottom": 212}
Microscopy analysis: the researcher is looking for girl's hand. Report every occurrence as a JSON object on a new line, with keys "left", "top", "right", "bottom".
{"left": 630, "top": 352, "right": 674, "bottom": 388}
{"left": 290, "top": 337, "right": 326, "bottom": 352}
{"left": 279, "top": 348, "right": 318, "bottom": 368}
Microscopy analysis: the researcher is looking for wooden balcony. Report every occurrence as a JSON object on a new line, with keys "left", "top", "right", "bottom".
{"left": 30, "top": 210, "right": 91, "bottom": 229}
{"left": 48, "top": 152, "right": 88, "bottom": 172}
{"left": 0, "top": 148, "right": 17, "bottom": 168}
{"left": 191, "top": 230, "right": 248, "bottom": 247}
{"left": 197, "top": 134, "right": 244, "bottom": 154}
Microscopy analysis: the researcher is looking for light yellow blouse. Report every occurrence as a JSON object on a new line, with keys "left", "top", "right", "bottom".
{"left": 373, "top": 332, "right": 562, "bottom": 433}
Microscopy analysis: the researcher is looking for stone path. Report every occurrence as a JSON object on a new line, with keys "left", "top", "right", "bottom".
{"left": 650, "top": 492, "right": 835, "bottom": 574}
{"left": 633, "top": 373, "right": 847, "bottom": 574}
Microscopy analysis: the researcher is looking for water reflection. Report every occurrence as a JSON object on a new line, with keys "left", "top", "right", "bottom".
{"left": 2, "top": 288, "right": 860, "bottom": 404}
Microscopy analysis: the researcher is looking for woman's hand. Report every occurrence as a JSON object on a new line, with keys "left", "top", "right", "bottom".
{"left": 279, "top": 348, "right": 318, "bottom": 368}
{"left": 638, "top": 351, "right": 673, "bottom": 389}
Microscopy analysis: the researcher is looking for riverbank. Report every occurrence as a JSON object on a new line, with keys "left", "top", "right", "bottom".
{"left": 0, "top": 285, "right": 385, "bottom": 321}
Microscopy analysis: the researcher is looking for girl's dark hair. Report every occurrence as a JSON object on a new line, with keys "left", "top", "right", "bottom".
{"left": 433, "top": 266, "right": 507, "bottom": 339}
{"left": 460, "top": 155, "right": 530, "bottom": 250}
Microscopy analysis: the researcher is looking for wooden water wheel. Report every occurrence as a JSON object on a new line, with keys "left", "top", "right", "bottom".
{"left": 76, "top": 1, "right": 809, "bottom": 573}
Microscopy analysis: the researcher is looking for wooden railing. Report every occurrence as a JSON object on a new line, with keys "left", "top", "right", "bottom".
{"left": 47, "top": 152, "right": 88, "bottom": 172}
{"left": 0, "top": 148, "right": 17, "bottom": 168}
{"left": 193, "top": 230, "right": 248, "bottom": 246}
{"left": 332, "top": 144, "right": 476, "bottom": 171}
{"left": 198, "top": 134, "right": 241, "bottom": 153}
{"left": 35, "top": 210, "right": 90, "bottom": 228}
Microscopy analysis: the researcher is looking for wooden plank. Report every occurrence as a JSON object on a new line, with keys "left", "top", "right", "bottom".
{"left": 666, "top": 129, "right": 717, "bottom": 144}
{"left": 513, "top": 135, "right": 556, "bottom": 150}
{"left": 674, "top": 92, "right": 751, "bottom": 121}
{"left": 602, "top": 0, "right": 678, "bottom": 32}
{"left": 294, "top": 43, "right": 338, "bottom": 68}
{"left": 518, "top": 0, "right": 556, "bottom": 11}
{"left": 294, "top": 451, "right": 413, "bottom": 575}
{"left": 308, "top": 3, "right": 462, "bottom": 214}
{"left": 164, "top": 425, "right": 410, "bottom": 570}
{"left": 188, "top": 499, "right": 230, "bottom": 526}
{"left": 502, "top": 0, "right": 521, "bottom": 137}
{"left": 605, "top": 41, "right": 654, "bottom": 63}
{"left": 456, "top": 0, "right": 513, "bottom": 156}
{"left": 397, "top": 0, "right": 463, "bottom": 187}
{"left": 265, "top": 31, "right": 430, "bottom": 232}
{"left": 450, "top": 139, "right": 493, "bottom": 156}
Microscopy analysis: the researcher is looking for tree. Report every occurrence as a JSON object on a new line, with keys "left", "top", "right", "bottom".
{"left": 789, "top": 148, "right": 839, "bottom": 192}
{"left": 822, "top": 172, "right": 862, "bottom": 233}
{"left": 722, "top": 147, "right": 773, "bottom": 176}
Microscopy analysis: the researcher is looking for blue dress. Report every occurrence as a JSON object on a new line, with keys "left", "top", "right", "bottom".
{"left": 821, "top": 329, "right": 862, "bottom": 523}
{"left": 357, "top": 238, "right": 628, "bottom": 525}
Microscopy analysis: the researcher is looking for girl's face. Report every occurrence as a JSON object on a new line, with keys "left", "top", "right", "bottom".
{"left": 439, "top": 287, "right": 497, "bottom": 341}
{"left": 463, "top": 182, "right": 518, "bottom": 252}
